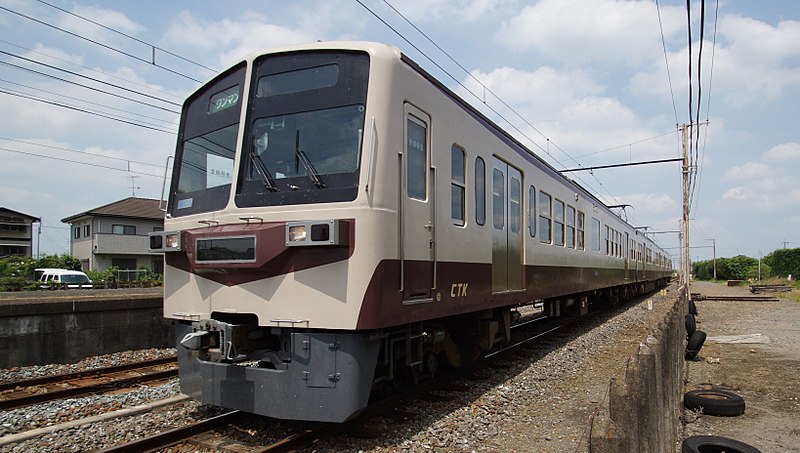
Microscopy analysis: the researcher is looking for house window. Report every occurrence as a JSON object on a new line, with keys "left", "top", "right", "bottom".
{"left": 112, "top": 224, "right": 136, "bottom": 235}
{"left": 577, "top": 211, "right": 585, "bottom": 250}
{"left": 566, "top": 205, "right": 575, "bottom": 249}
{"left": 475, "top": 157, "right": 486, "bottom": 226}
{"left": 553, "top": 199, "right": 565, "bottom": 246}
{"left": 451, "top": 145, "right": 466, "bottom": 226}
{"left": 538, "top": 191, "right": 551, "bottom": 243}
{"left": 74, "top": 227, "right": 80, "bottom": 239}
{"left": 83, "top": 224, "right": 90, "bottom": 237}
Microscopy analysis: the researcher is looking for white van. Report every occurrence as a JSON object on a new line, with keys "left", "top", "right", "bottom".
{"left": 36, "top": 268, "right": 94, "bottom": 289}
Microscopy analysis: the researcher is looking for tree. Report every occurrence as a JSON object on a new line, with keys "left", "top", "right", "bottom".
{"left": 763, "top": 248, "right": 800, "bottom": 279}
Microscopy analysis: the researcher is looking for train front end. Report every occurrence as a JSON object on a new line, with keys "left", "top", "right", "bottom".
{"left": 150, "top": 43, "right": 394, "bottom": 422}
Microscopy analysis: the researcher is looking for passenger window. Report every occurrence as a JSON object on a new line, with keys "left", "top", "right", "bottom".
{"left": 510, "top": 177, "right": 521, "bottom": 233}
{"left": 475, "top": 157, "right": 486, "bottom": 225}
{"left": 538, "top": 191, "right": 552, "bottom": 243}
{"left": 553, "top": 199, "right": 565, "bottom": 246}
{"left": 577, "top": 211, "right": 585, "bottom": 250}
{"left": 451, "top": 145, "right": 466, "bottom": 226}
{"left": 605, "top": 226, "right": 610, "bottom": 255}
{"left": 492, "top": 168, "right": 505, "bottom": 230}
{"left": 406, "top": 115, "right": 427, "bottom": 200}
{"left": 592, "top": 218, "right": 601, "bottom": 252}
{"left": 566, "top": 206, "right": 575, "bottom": 249}
{"left": 528, "top": 186, "right": 536, "bottom": 237}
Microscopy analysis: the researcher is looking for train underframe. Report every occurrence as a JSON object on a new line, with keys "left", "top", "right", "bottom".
{"left": 175, "top": 277, "right": 670, "bottom": 422}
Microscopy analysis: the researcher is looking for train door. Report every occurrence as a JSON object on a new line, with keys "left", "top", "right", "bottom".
{"left": 491, "top": 158, "right": 523, "bottom": 293}
{"left": 400, "top": 104, "right": 435, "bottom": 301}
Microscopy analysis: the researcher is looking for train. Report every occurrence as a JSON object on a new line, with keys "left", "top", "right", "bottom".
{"left": 149, "top": 41, "right": 672, "bottom": 423}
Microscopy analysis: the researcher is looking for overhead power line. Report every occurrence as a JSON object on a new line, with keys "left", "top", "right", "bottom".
{"left": 0, "top": 5, "right": 203, "bottom": 82}
{"left": 0, "top": 78, "right": 178, "bottom": 127}
{"left": 0, "top": 50, "right": 181, "bottom": 109}
{"left": 0, "top": 88, "right": 176, "bottom": 134}
{"left": 0, "top": 146, "right": 164, "bottom": 178}
{"left": 35, "top": 0, "right": 217, "bottom": 73}
{"left": 0, "top": 136, "right": 167, "bottom": 169}
{"left": 0, "top": 38, "right": 185, "bottom": 102}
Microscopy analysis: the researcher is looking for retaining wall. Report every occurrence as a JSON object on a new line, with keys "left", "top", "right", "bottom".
{"left": 590, "top": 286, "right": 687, "bottom": 452}
{"left": 0, "top": 289, "right": 174, "bottom": 367}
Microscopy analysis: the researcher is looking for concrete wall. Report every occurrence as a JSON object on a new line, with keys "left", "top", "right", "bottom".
{"left": 0, "top": 290, "right": 174, "bottom": 367}
{"left": 590, "top": 286, "right": 686, "bottom": 452}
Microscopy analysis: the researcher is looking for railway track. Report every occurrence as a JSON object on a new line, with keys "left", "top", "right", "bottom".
{"left": 97, "top": 314, "right": 567, "bottom": 452}
{"left": 0, "top": 356, "right": 178, "bottom": 411}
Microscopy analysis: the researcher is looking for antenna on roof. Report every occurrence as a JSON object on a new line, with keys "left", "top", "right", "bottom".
{"left": 129, "top": 175, "right": 140, "bottom": 197}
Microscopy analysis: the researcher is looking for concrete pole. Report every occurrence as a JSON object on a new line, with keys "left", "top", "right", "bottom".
{"left": 680, "top": 124, "right": 691, "bottom": 295}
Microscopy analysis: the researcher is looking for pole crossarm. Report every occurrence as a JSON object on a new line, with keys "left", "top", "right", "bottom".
{"left": 560, "top": 157, "right": 683, "bottom": 172}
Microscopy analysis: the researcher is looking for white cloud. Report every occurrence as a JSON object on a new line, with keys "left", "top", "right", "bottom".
{"left": 163, "top": 11, "right": 316, "bottom": 68}
{"left": 617, "top": 192, "right": 677, "bottom": 215}
{"left": 496, "top": 0, "right": 682, "bottom": 66}
{"left": 721, "top": 186, "right": 765, "bottom": 203}
{"left": 725, "top": 162, "right": 770, "bottom": 179}
{"left": 631, "top": 14, "right": 800, "bottom": 107}
{"left": 764, "top": 143, "right": 800, "bottom": 161}
{"left": 385, "top": 0, "right": 515, "bottom": 24}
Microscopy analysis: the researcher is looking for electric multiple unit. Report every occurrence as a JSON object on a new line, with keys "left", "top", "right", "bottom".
{"left": 150, "top": 41, "right": 672, "bottom": 422}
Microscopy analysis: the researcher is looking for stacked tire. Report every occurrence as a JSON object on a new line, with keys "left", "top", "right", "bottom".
{"left": 685, "top": 298, "right": 705, "bottom": 360}
{"left": 682, "top": 295, "right": 759, "bottom": 452}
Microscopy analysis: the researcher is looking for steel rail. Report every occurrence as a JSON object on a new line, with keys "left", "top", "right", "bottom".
{"left": 0, "top": 358, "right": 178, "bottom": 410}
{"left": 96, "top": 411, "right": 244, "bottom": 453}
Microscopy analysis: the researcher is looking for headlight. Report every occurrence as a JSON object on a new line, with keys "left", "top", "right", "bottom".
{"left": 166, "top": 233, "right": 180, "bottom": 248}
{"left": 288, "top": 225, "right": 307, "bottom": 242}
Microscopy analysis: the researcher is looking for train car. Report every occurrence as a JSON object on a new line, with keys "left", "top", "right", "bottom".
{"left": 149, "top": 41, "right": 672, "bottom": 422}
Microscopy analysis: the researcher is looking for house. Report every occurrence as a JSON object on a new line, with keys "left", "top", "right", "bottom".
{"left": 0, "top": 207, "right": 40, "bottom": 258}
{"left": 61, "top": 197, "right": 165, "bottom": 273}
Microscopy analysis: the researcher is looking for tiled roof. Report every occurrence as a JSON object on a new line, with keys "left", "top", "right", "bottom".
{"left": 61, "top": 197, "right": 164, "bottom": 223}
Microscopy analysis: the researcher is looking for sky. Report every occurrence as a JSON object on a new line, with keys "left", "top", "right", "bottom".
{"left": 0, "top": 0, "right": 798, "bottom": 264}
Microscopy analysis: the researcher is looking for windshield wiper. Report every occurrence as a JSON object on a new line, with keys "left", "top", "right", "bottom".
{"left": 249, "top": 141, "right": 278, "bottom": 192}
{"left": 294, "top": 130, "right": 326, "bottom": 188}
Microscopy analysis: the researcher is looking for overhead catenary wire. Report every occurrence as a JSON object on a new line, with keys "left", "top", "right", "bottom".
{"left": 0, "top": 50, "right": 181, "bottom": 109}
{"left": 0, "top": 137, "right": 167, "bottom": 169}
{"left": 358, "top": 0, "right": 632, "bottom": 218}
{"left": 0, "top": 5, "right": 204, "bottom": 83}
{"left": 34, "top": 0, "right": 217, "bottom": 74}
{"left": 0, "top": 88, "right": 177, "bottom": 134}
{"left": 0, "top": 78, "right": 178, "bottom": 127}
{"left": 0, "top": 39, "right": 185, "bottom": 102}
{"left": 0, "top": 146, "right": 164, "bottom": 178}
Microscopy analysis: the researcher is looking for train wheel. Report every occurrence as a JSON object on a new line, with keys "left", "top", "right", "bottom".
{"left": 423, "top": 351, "right": 438, "bottom": 377}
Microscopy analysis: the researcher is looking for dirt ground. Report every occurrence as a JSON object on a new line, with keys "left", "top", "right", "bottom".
{"left": 684, "top": 281, "right": 800, "bottom": 452}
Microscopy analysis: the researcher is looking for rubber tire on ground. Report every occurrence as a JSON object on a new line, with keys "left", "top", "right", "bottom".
{"left": 688, "top": 299, "right": 698, "bottom": 315}
{"left": 685, "top": 329, "right": 706, "bottom": 360}
{"left": 682, "top": 435, "right": 761, "bottom": 453}
{"left": 685, "top": 313, "right": 697, "bottom": 338}
{"left": 683, "top": 388, "right": 746, "bottom": 416}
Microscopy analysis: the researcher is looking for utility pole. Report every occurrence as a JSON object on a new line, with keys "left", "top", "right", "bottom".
{"left": 679, "top": 124, "right": 691, "bottom": 295}
{"left": 706, "top": 238, "right": 716, "bottom": 280}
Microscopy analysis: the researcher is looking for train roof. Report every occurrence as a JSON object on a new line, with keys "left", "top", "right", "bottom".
{"left": 193, "top": 41, "right": 667, "bottom": 254}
